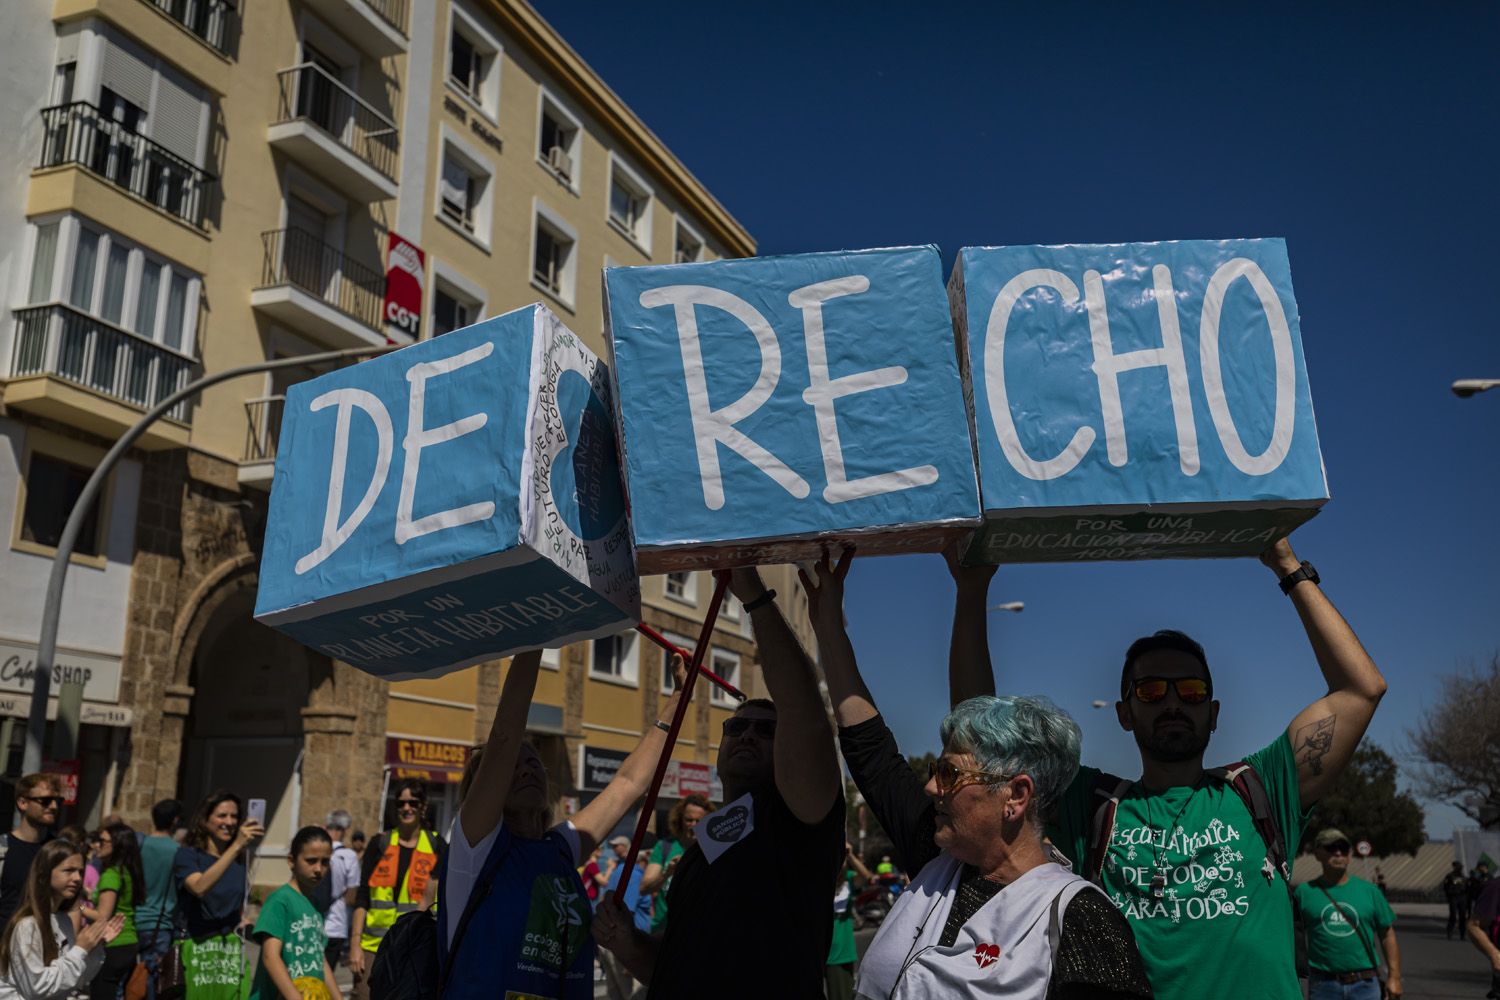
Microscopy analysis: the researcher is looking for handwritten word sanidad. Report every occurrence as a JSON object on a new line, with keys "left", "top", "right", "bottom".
{"left": 253, "top": 303, "right": 640, "bottom": 678}
{"left": 950, "top": 239, "right": 1327, "bottom": 562}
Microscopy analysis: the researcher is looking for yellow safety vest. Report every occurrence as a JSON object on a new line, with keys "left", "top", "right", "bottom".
{"left": 360, "top": 829, "right": 436, "bottom": 954}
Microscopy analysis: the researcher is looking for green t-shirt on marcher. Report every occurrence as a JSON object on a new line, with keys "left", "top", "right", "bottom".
{"left": 827, "top": 869, "right": 857, "bottom": 967}
{"left": 250, "top": 885, "right": 327, "bottom": 1000}
{"left": 647, "top": 839, "right": 686, "bottom": 933}
{"left": 94, "top": 867, "right": 137, "bottom": 947}
{"left": 1294, "top": 875, "right": 1393, "bottom": 973}
{"left": 1048, "top": 731, "right": 1308, "bottom": 1000}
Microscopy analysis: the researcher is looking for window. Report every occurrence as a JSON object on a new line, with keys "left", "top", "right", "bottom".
{"left": 607, "top": 154, "right": 654, "bottom": 250}
{"left": 432, "top": 287, "right": 474, "bottom": 337}
{"left": 720, "top": 592, "right": 741, "bottom": 623}
{"left": 20, "top": 452, "right": 104, "bottom": 558}
{"left": 709, "top": 650, "right": 741, "bottom": 707}
{"left": 591, "top": 632, "right": 638, "bottom": 685}
{"left": 35, "top": 217, "right": 200, "bottom": 353}
{"left": 446, "top": 3, "right": 502, "bottom": 117}
{"left": 530, "top": 201, "right": 578, "bottom": 308}
{"left": 664, "top": 571, "right": 696, "bottom": 604}
{"left": 537, "top": 89, "right": 581, "bottom": 189}
{"left": 659, "top": 632, "right": 693, "bottom": 695}
{"left": 437, "top": 135, "right": 493, "bottom": 246}
{"left": 674, "top": 219, "right": 705, "bottom": 263}
{"left": 52, "top": 62, "right": 76, "bottom": 104}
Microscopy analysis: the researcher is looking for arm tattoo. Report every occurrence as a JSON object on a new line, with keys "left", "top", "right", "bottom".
{"left": 1294, "top": 715, "right": 1336, "bottom": 776}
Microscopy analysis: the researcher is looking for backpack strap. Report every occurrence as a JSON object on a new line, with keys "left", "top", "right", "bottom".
{"left": 437, "top": 831, "right": 510, "bottom": 995}
{"left": 1206, "top": 761, "right": 1294, "bottom": 899}
{"left": 1085, "top": 773, "right": 1133, "bottom": 885}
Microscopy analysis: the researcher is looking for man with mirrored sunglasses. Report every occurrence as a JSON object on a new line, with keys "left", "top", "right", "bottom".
{"left": 0, "top": 772, "right": 62, "bottom": 927}
{"left": 951, "top": 535, "right": 1388, "bottom": 1000}
{"left": 594, "top": 566, "right": 844, "bottom": 999}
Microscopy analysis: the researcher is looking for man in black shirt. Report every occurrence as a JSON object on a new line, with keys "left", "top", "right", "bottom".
{"left": 0, "top": 773, "right": 61, "bottom": 927}
{"left": 595, "top": 567, "right": 844, "bottom": 998}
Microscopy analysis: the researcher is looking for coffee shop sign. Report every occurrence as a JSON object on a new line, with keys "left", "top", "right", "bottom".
{"left": 0, "top": 640, "right": 122, "bottom": 703}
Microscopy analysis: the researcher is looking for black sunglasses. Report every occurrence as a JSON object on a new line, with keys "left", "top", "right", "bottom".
{"left": 1323, "top": 841, "right": 1352, "bottom": 854}
{"left": 24, "top": 796, "right": 61, "bottom": 807}
{"left": 722, "top": 717, "right": 776, "bottom": 739}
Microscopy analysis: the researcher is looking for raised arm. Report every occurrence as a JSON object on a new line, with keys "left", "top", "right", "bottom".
{"left": 570, "top": 655, "right": 690, "bottom": 859}
{"left": 182, "top": 822, "right": 262, "bottom": 897}
{"left": 944, "top": 541, "right": 998, "bottom": 707}
{"left": 459, "top": 649, "right": 543, "bottom": 848}
{"left": 1263, "top": 538, "right": 1388, "bottom": 809}
{"left": 729, "top": 565, "right": 841, "bottom": 825}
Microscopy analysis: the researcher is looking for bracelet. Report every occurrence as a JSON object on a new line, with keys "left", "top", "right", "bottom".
{"left": 1277, "top": 561, "right": 1320, "bottom": 596}
{"left": 654, "top": 720, "right": 672, "bottom": 734}
{"left": 742, "top": 589, "right": 777, "bottom": 613}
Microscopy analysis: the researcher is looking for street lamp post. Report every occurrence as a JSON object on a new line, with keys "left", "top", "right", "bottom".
{"left": 1452, "top": 379, "right": 1500, "bottom": 398}
{"left": 21, "top": 344, "right": 396, "bottom": 781}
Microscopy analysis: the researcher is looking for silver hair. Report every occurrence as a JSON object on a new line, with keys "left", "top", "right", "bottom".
{"left": 325, "top": 808, "right": 353, "bottom": 832}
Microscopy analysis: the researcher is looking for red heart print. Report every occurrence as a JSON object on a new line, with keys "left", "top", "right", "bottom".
{"left": 973, "top": 943, "right": 1000, "bottom": 969}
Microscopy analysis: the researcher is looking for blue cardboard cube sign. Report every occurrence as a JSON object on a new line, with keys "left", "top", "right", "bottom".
{"left": 950, "top": 239, "right": 1328, "bottom": 563}
{"left": 253, "top": 304, "right": 640, "bottom": 679}
{"left": 604, "top": 247, "right": 981, "bottom": 572}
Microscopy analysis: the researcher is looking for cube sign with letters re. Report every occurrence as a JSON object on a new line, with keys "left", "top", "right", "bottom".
{"left": 950, "top": 238, "right": 1327, "bottom": 563}
{"left": 254, "top": 303, "right": 640, "bottom": 679}
{"left": 604, "top": 247, "right": 980, "bottom": 572}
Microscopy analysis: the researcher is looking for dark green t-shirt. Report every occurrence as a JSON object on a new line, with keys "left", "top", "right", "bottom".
{"left": 826, "top": 869, "right": 857, "bottom": 967}
{"left": 1048, "top": 732, "right": 1307, "bottom": 1000}
{"left": 250, "top": 885, "right": 327, "bottom": 1000}
{"left": 647, "top": 839, "right": 685, "bottom": 933}
{"left": 95, "top": 867, "right": 137, "bottom": 947}
{"left": 1294, "top": 875, "right": 1393, "bottom": 973}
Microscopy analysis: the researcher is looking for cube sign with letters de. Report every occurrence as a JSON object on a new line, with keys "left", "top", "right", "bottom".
{"left": 604, "top": 247, "right": 980, "bottom": 572}
{"left": 384, "top": 233, "right": 424, "bottom": 341}
{"left": 949, "top": 239, "right": 1327, "bottom": 563}
{"left": 253, "top": 303, "right": 641, "bottom": 679}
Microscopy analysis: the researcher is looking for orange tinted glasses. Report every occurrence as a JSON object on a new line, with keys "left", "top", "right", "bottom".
{"left": 1132, "top": 677, "right": 1211, "bottom": 705}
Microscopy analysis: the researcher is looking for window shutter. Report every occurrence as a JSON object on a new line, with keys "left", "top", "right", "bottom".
{"left": 99, "top": 37, "right": 154, "bottom": 111}
{"left": 440, "top": 158, "right": 469, "bottom": 212}
{"left": 152, "top": 65, "right": 206, "bottom": 164}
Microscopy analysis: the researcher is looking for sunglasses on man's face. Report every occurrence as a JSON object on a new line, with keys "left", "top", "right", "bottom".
{"left": 722, "top": 717, "right": 776, "bottom": 739}
{"left": 1323, "top": 841, "right": 1352, "bottom": 855}
{"left": 927, "top": 759, "right": 1012, "bottom": 796}
{"left": 24, "top": 796, "right": 61, "bottom": 807}
{"left": 1131, "top": 677, "right": 1211, "bottom": 705}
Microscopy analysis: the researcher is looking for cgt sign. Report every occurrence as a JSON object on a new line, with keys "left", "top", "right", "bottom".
{"left": 385, "top": 233, "right": 425, "bottom": 342}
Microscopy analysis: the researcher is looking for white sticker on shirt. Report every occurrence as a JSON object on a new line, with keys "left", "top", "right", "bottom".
{"left": 697, "top": 792, "right": 754, "bottom": 864}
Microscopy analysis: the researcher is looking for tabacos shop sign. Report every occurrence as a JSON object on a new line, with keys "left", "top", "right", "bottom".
{"left": 384, "top": 233, "right": 425, "bottom": 341}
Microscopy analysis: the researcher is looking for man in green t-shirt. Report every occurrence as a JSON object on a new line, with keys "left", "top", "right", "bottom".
{"left": 950, "top": 537, "right": 1388, "bottom": 1000}
{"left": 1295, "top": 828, "right": 1401, "bottom": 1000}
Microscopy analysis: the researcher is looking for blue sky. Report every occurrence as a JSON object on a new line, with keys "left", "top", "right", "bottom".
{"left": 537, "top": 2, "right": 1500, "bottom": 839}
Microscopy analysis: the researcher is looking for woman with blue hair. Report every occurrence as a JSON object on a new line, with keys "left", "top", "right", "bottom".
{"left": 807, "top": 550, "right": 1151, "bottom": 999}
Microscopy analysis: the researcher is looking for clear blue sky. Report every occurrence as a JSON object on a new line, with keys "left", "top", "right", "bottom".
{"left": 536, "top": 2, "right": 1499, "bottom": 839}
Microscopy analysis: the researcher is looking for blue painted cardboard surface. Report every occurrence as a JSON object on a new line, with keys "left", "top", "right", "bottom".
{"left": 254, "top": 303, "right": 639, "bottom": 677}
{"left": 604, "top": 246, "right": 980, "bottom": 571}
{"left": 950, "top": 239, "right": 1327, "bottom": 562}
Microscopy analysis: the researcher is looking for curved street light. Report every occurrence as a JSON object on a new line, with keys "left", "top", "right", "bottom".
{"left": 1452, "top": 378, "right": 1500, "bottom": 398}
{"left": 21, "top": 344, "right": 396, "bottom": 779}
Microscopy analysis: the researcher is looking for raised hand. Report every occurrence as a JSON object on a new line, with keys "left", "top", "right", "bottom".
{"left": 797, "top": 547, "right": 853, "bottom": 624}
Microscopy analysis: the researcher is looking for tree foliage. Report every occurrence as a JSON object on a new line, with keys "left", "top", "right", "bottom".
{"left": 1410, "top": 654, "right": 1500, "bottom": 827}
{"left": 1301, "top": 740, "right": 1425, "bottom": 855}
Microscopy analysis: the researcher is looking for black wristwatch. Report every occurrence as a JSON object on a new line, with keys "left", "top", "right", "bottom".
{"left": 1278, "top": 561, "right": 1320, "bottom": 595}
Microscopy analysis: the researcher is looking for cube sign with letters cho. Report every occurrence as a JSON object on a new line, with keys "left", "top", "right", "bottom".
{"left": 950, "top": 238, "right": 1328, "bottom": 563}
{"left": 604, "top": 247, "right": 980, "bottom": 572}
{"left": 254, "top": 303, "right": 640, "bottom": 679}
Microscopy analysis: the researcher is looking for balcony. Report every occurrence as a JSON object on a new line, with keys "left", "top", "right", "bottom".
{"left": 38, "top": 102, "right": 215, "bottom": 228}
{"left": 239, "top": 394, "right": 284, "bottom": 487}
{"left": 251, "top": 228, "right": 397, "bottom": 349}
{"left": 299, "top": 0, "right": 407, "bottom": 57}
{"left": 5, "top": 304, "right": 196, "bottom": 449}
{"left": 267, "top": 64, "right": 399, "bottom": 202}
{"left": 138, "top": 0, "right": 235, "bottom": 55}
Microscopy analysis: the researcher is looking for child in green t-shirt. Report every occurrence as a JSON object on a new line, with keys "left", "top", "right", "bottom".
{"left": 250, "top": 826, "right": 340, "bottom": 1000}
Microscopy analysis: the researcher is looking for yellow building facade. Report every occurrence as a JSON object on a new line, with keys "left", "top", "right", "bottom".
{"left": 0, "top": 0, "right": 813, "bottom": 863}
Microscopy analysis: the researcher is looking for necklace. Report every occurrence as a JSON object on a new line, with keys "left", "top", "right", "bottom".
{"left": 1146, "top": 785, "right": 1200, "bottom": 900}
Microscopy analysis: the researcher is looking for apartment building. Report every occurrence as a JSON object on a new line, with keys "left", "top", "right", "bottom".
{"left": 0, "top": 0, "right": 811, "bottom": 861}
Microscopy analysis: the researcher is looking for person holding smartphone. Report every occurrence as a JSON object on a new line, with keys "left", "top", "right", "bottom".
{"left": 173, "top": 791, "right": 264, "bottom": 1000}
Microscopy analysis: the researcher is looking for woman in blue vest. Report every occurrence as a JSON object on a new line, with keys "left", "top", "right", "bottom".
{"left": 439, "top": 649, "right": 690, "bottom": 999}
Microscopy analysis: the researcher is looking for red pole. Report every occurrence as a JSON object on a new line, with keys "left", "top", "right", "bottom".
{"left": 613, "top": 570, "right": 731, "bottom": 906}
{"left": 635, "top": 621, "right": 746, "bottom": 702}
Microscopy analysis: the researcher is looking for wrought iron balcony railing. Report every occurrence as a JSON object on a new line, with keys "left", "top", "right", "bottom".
{"left": 243, "top": 394, "right": 285, "bottom": 463}
{"left": 259, "top": 228, "right": 385, "bottom": 331}
{"left": 10, "top": 304, "right": 196, "bottom": 422}
{"left": 38, "top": 102, "right": 215, "bottom": 227}
{"left": 139, "top": 0, "right": 236, "bottom": 54}
{"left": 274, "top": 63, "right": 399, "bottom": 181}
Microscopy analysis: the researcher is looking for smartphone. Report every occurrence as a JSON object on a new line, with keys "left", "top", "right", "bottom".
{"left": 246, "top": 798, "right": 267, "bottom": 827}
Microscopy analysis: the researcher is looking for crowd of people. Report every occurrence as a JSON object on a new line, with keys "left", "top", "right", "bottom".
{"left": 3, "top": 536, "right": 1500, "bottom": 999}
